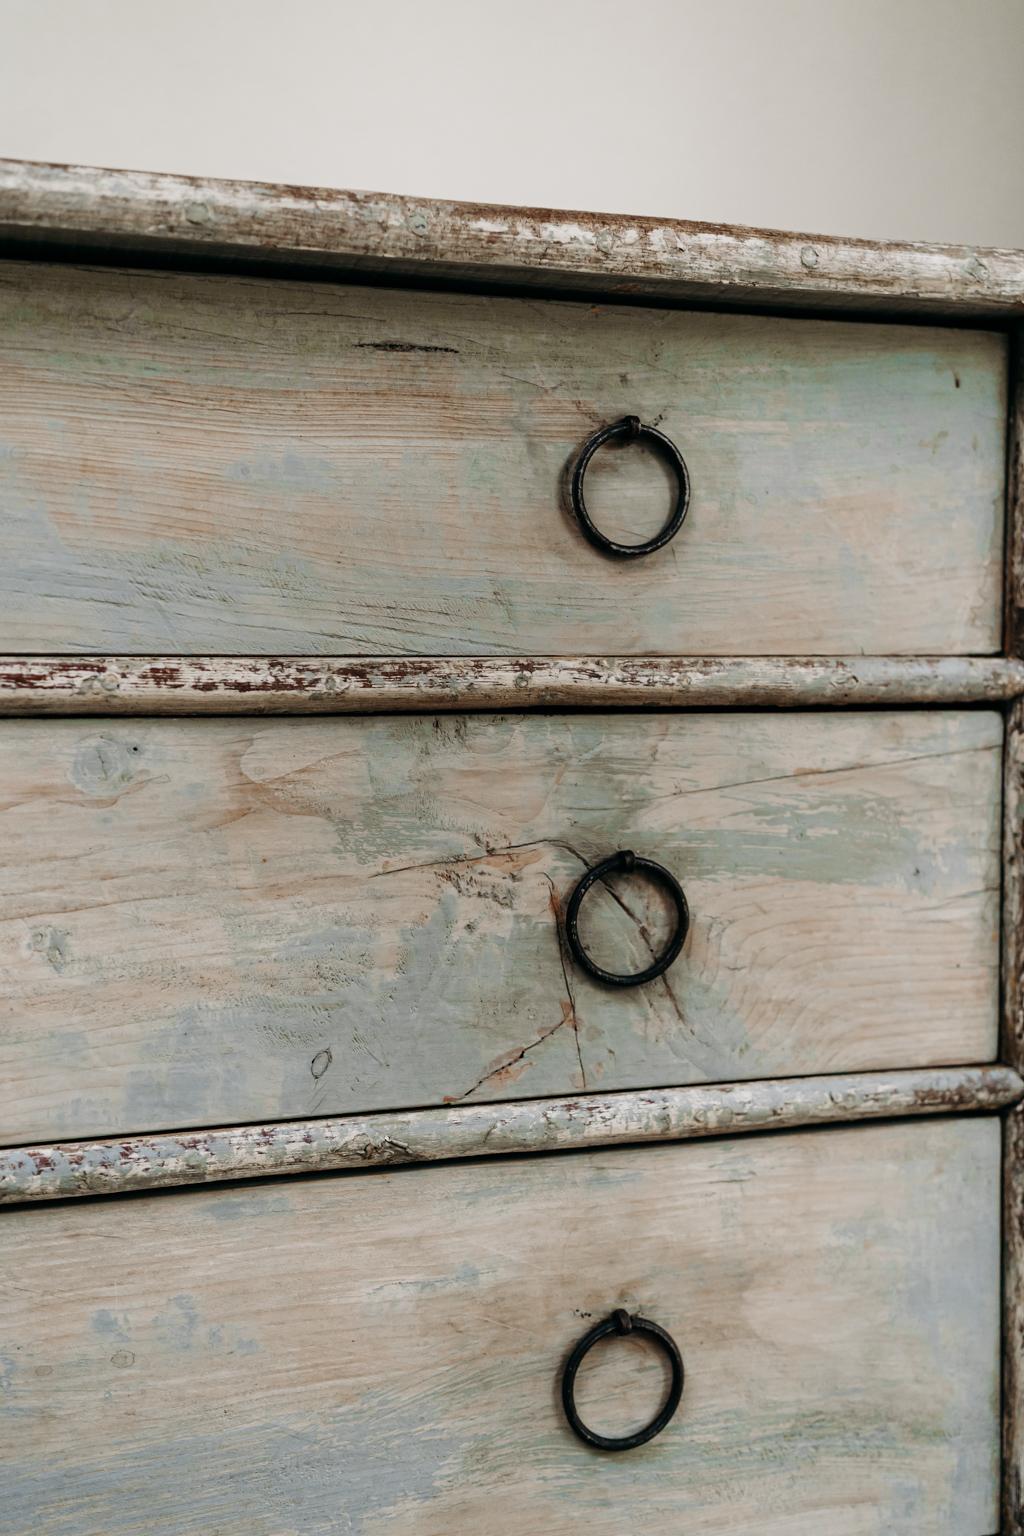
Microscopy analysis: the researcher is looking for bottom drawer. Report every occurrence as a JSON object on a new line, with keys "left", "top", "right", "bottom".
{"left": 0, "top": 1118, "right": 999, "bottom": 1536}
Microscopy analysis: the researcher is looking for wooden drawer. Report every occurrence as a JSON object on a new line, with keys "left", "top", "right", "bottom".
{"left": 1, "top": 709, "right": 1000, "bottom": 1144}
{"left": 0, "top": 1118, "right": 999, "bottom": 1536}
{"left": 0, "top": 261, "right": 1004, "bottom": 657}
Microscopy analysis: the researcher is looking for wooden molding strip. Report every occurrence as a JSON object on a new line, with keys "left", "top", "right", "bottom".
{"left": 2, "top": 157, "right": 1023, "bottom": 319}
{"left": 3, "top": 1065, "right": 1020, "bottom": 1206}
{"left": 0, "top": 655, "right": 1021, "bottom": 715}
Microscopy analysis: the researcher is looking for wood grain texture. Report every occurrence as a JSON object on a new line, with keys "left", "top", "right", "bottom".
{"left": 3, "top": 1064, "right": 1018, "bottom": 1206}
{"left": 0, "top": 260, "right": 1006, "bottom": 656}
{"left": 0, "top": 1120, "right": 1001, "bottom": 1536}
{"left": 0, "top": 709, "right": 1002, "bottom": 1145}
{"left": 1, "top": 155, "right": 1023, "bottom": 318}
{"left": 1, "top": 654, "right": 1022, "bottom": 715}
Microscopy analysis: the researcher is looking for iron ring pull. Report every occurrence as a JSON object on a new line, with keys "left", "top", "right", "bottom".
{"left": 564, "top": 850, "right": 689, "bottom": 987}
{"left": 561, "top": 1309, "right": 685, "bottom": 1452}
{"left": 569, "top": 415, "right": 690, "bottom": 558}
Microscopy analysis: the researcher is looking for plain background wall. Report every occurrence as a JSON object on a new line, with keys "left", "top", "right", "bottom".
{"left": 1, "top": 0, "right": 1022, "bottom": 248}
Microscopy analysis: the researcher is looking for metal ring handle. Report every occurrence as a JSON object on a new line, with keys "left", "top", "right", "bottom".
{"left": 569, "top": 415, "right": 690, "bottom": 558}
{"left": 561, "top": 1309, "right": 684, "bottom": 1452}
{"left": 564, "top": 850, "right": 689, "bottom": 987}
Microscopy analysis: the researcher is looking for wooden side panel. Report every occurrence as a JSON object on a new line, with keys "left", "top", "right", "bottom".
{"left": 0, "top": 710, "right": 1001, "bottom": 1144}
{"left": 0, "top": 261, "right": 1005, "bottom": 656}
{"left": 0, "top": 1120, "right": 1000, "bottom": 1536}
{"left": 1003, "top": 328, "right": 1024, "bottom": 1536}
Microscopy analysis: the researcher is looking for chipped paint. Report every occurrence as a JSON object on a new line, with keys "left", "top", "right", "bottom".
{"left": 2, "top": 155, "right": 1022, "bottom": 318}
{"left": 0, "top": 655, "right": 1019, "bottom": 715}
{"left": 1, "top": 1065, "right": 1018, "bottom": 1205}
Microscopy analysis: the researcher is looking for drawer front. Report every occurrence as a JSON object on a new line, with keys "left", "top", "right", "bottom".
{"left": 0, "top": 1119, "right": 999, "bottom": 1536}
{"left": 1, "top": 710, "right": 1000, "bottom": 1144}
{"left": 0, "top": 261, "right": 1005, "bottom": 657}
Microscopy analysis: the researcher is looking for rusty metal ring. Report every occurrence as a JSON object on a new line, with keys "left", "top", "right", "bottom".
{"left": 561, "top": 1309, "right": 685, "bottom": 1452}
{"left": 568, "top": 415, "right": 690, "bottom": 557}
{"left": 564, "top": 850, "right": 689, "bottom": 987}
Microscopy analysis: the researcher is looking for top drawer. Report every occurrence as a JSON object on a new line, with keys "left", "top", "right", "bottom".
{"left": 0, "top": 262, "right": 1005, "bottom": 656}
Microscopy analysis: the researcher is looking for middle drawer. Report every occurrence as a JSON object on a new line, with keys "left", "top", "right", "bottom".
{"left": 1, "top": 709, "right": 1000, "bottom": 1143}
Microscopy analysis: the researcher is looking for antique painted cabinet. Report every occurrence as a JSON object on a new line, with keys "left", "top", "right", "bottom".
{"left": 1, "top": 157, "right": 1024, "bottom": 1534}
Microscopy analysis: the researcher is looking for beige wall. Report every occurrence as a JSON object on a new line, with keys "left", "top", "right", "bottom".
{"left": 1, "top": 0, "right": 1022, "bottom": 247}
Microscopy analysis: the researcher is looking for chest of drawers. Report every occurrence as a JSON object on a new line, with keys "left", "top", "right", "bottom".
{"left": 1, "top": 157, "right": 1024, "bottom": 1535}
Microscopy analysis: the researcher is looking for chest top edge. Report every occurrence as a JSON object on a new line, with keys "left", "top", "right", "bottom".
{"left": 2, "top": 155, "right": 1024, "bottom": 321}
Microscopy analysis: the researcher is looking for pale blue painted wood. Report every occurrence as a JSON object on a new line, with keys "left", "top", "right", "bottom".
{"left": 0, "top": 709, "right": 1001, "bottom": 1142}
{"left": 0, "top": 1119, "right": 1000, "bottom": 1535}
{"left": 0, "top": 261, "right": 1005, "bottom": 655}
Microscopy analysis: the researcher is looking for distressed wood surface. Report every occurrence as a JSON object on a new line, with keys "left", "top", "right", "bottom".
{"left": 0, "top": 261, "right": 1006, "bottom": 657}
{"left": 0, "top": 709, "right": 1002, "bottom": 1145}
{"left": 0, "top": 1120, "right": 1000, "bottom": 1536}
{"left": 1003, "top": 327, "right": 1024, "bottom": 1536}
{"left": 1007, "top": 1103, "right": 1024, "bottom": 1535}
{"left": 1, "top": 156, "right": 1023, "bottom": 318}
{"left": 1005, "top": 333, "right": 1024, "bottom": 656}
{"left": 1, "top": 654, "right": 1022, "bottom": 715}
{"left": 3, "top": 1064, "right": 1018, "bottom": 1206}
{"left": 1003, "top": 712, "right": 1024, "bottom": 1078}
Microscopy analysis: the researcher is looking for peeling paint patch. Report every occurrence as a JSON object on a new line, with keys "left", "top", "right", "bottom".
{"left": 28, "top": 926, "right": 70, "bottom": 973}
{"left": 69, "top": 735, "right": 141, "bottom": 795}
{"left": 91, "top": 1310, "right": 131, "bottom": 1344}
